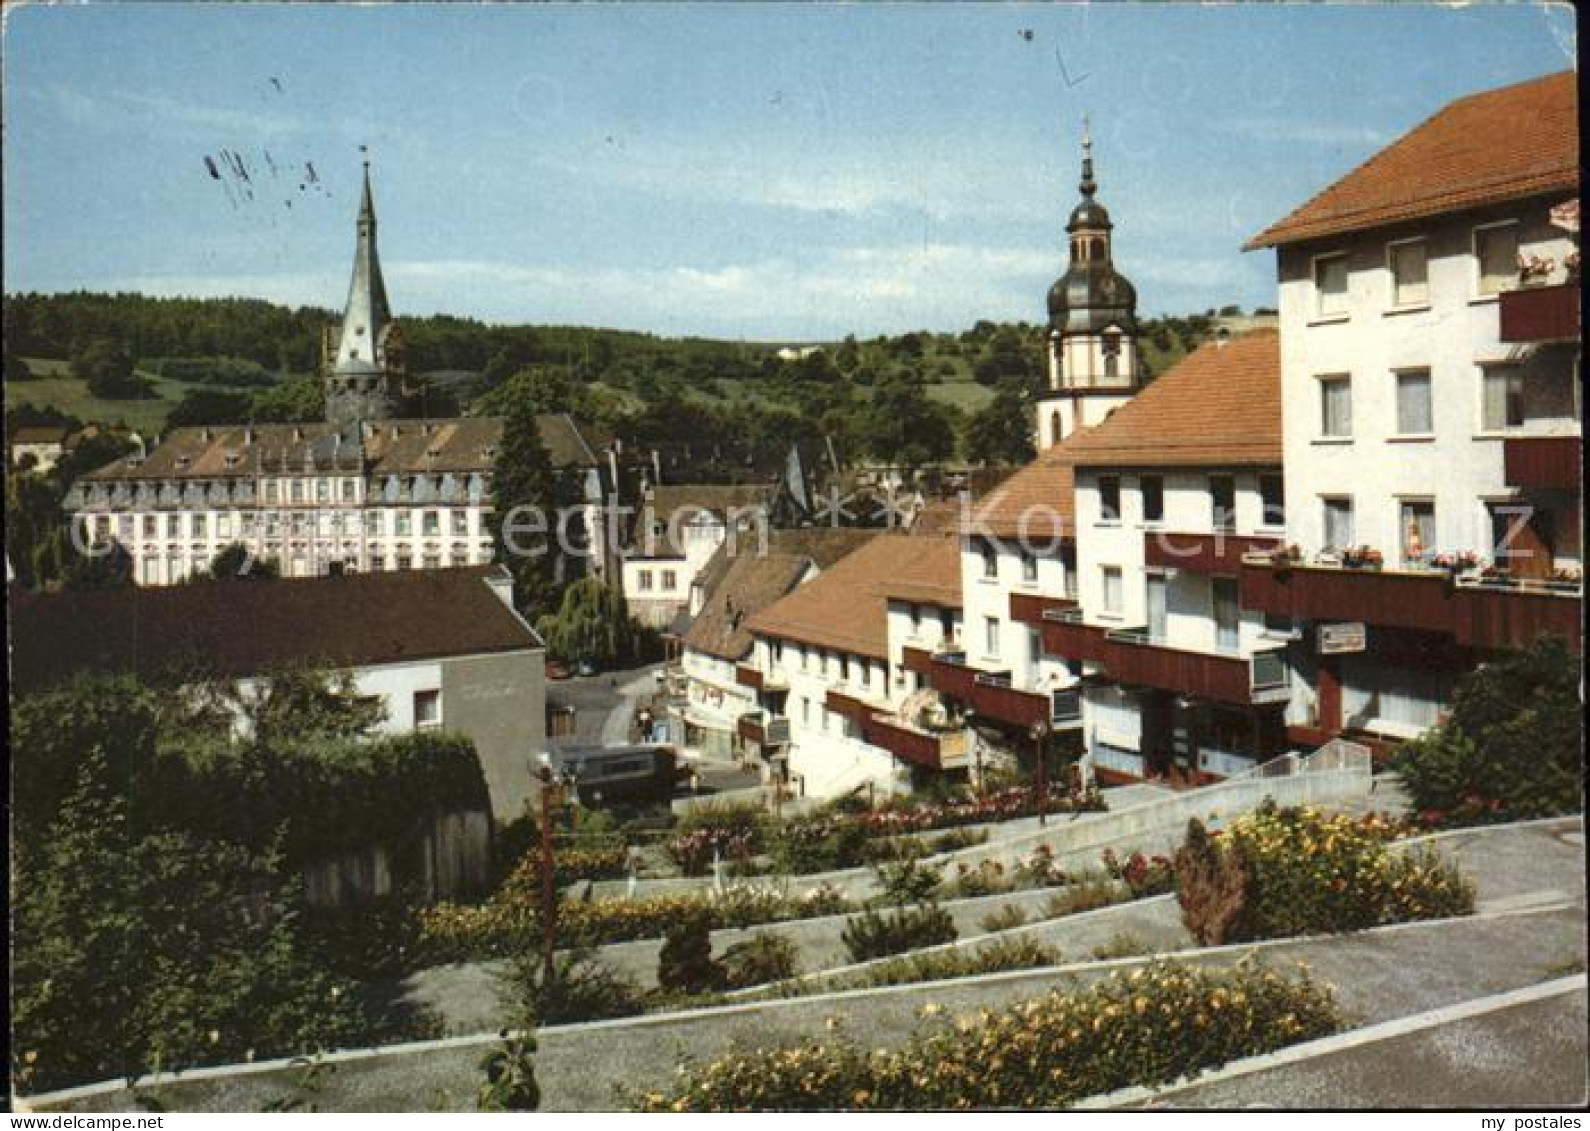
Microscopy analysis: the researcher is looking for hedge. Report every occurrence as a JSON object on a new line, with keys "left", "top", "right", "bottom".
{"left": 634, "top": 958, "right": 1340, "bottom": 1110}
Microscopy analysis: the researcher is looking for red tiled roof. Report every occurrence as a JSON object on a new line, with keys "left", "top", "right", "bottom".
{"left": 746, "top": 532, "right": 960, "bottom": 659}
{"left": 1059, "top": 331, "right": 1282, "bottom": 469}
{"left": 965, "top": 453, "right": 1077, "bottom": 541}
{"left": 1248, "top": 71, "right": 1580, "bottom": 250}
{"left": 9, "top": 566, "right": 541, "bottom": 694}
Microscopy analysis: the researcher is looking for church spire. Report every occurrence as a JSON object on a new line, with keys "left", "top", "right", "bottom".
{"left": 1079, "top": 114, "right": 1096, "bottom": 199}
{"left": 333, "top": 156, "right": 392, "bottom": 375}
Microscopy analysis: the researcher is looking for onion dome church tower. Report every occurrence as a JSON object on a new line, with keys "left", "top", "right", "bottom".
{"left": 323, "top": 161, "right": 404, "bottom": 425}
{"left": 1035, "top": 122, "right": 1142, "bottom": 449}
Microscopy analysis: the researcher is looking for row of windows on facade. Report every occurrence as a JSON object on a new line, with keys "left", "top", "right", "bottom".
{"left": 633, "top": 568, "right": 679, "bottom": 592}
{"left": 88, "top": 508, "right": 481, "bottom": 542}
{"left": 1090, "top": 566, "right": 1251, "bottom": 649}
{"left": 1316, "top": 495, "right": 1528, "bottom": 564}
{"left": 1065, "top": 474, "right": 1286, "bottom": 533}
{"left": 1311, "top": 221, "right": 1526, "bottom": 318}
{"left": 1315, "top": 365, "right": 1540, "bottom": 439}
{"left": 255, "top": 475, "right": 489, "bottom": 505}
{"left": 133, "top": 546, "right": 489, "bottom": 583}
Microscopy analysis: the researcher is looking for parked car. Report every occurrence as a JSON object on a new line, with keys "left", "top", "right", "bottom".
{"left": 575, "top": 660, "right": 597, "bottom": 677}
{"left": 546, "top": 659, "right": 572, "bottom": 680}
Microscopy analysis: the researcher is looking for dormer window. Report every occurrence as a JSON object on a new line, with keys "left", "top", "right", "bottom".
{"left": 223, "top": 453, "right": 241, "bottom": 469}
{"left": 480, "top": 446, "right": 497, "bottom": 461}
{"left": 175, "top": 455, "right": 192, "bottom": 470}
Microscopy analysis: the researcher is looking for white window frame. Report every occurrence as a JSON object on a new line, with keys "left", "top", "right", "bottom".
{"left": 1317, "top": 373, "right": 1353, "bottom": 439}
{"left": 1098, "top": 475, "right": 1122, "bottom": 525}
{"left": 1386, "top": 237, "right": 1430, "bottom": 310}
{"left": 1322, "top": 496, "right": 1355, "bottom": 552}
{"left": 1311, "top": 251, "right": 1350, "bottom": 320}
{"left": 1478, "top": 363, "right": 1526, "bottom": 434}
{"left": 1100, "top": 565, "right": 1124, "bottom": 617}
{"left": 1472, "top": 220, "right": 1519, "bottom": 299}
{"left": 1396, "top": 496, "right": 1437, "bottom": 568}
{"left": 413, "top": 688, "right": 442, "bottom": 729}
{"left": 1392, "top": 368, "right": 1434, "bottom": 439}
{"left": 1139, "top": 475, "right": 1164, "bottom": 526}
{"left": 984, "top": 616, "right": 1000, "bottom": 658}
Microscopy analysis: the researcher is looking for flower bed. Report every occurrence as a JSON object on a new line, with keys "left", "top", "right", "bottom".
{"left": 416, "top": 881, "right": 850, "bottom": 964}
{"left": 1175, "top": 802, "right": 1475, "bottom": 946}
{"left": 634, "top": 957, "right": 1340, "bottom": 1110}
{"left": 1101, "top": 848, "right": 1176, "bottom": 897}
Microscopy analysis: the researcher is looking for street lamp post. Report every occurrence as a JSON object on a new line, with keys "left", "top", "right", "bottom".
{"left": 537, "top": 755, "right": 578, "bottom": 987}
{"left": 1029, "top": 719, "right": 1052, "bottom": 828}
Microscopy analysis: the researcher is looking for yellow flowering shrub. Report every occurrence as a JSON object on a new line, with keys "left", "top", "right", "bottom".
{"left": 1176, "top": 801, "right": 1475, "bottom": 945}
{"left": 632, "top": 958, "right": 1340, "bottom": 1110}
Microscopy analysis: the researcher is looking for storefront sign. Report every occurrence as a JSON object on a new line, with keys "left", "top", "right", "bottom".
{"left": 1318, "top": 622, "right": 1367, "bottom": 654}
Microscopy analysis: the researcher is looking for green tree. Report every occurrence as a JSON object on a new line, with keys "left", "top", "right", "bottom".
{"left": 72, "top": 338, "right": 150, "bottom": 399}
{"left": 490, "top": 397, "right": 562, "bottom": 616}
{"left": 1392, "top": 636, "right": 1582, "bottom": 822}
{"left": 858, "top": 375, "right": 956, "bottom": 469}
{"left": 11, "top": 756, "right": 368, "bottom": 1094}
{"left": 475, "top": 366, "right": 590, "bottom": 418}
{"left": 535, "top": 577, "right": 637, "bottom": 667}
{"left": 241, "top": 666, "right": 389, "bottom": 743}
{"left": 61, "top": 536, "right": 134, "bottom": 591}
{"left": 835, "top": 335, "right": 860, "bottom": 374}
{"left": 250, "top": 376, "right": 325, "bottom": 423}
{"left": 972, "top": 326, "right": 1040, "bottom": 390}
{"left": 166, "top": 388, "right": 254, "bottom": 429}
{"left": 195, "top": 542, "right": 280, "bottom": 582}
{"left": 963, "top": 377, "right": 1036, "bottom": 466}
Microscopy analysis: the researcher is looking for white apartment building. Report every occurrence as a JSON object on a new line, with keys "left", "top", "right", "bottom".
{"left": 740, "top": 532, "right": 969, "bottom": 799}
{"left": 621, "top": 484, "right": 771, "bottom": 629}
{"left": 1242, "top": 69, "right": 1581, "bottom": 754}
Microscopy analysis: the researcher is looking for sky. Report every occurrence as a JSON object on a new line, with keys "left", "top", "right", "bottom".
{"left": 1, "top": 2, "right": 1577, "bottom": 341}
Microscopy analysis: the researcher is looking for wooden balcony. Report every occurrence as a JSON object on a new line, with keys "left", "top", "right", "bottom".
{"left": 1498, "top": 283, "right": 1580, "bottom": 343}
{"left": 919, "top": 649, "right": 979, "bottom": 701}
{"left": 1144, "top": 531, "right": 1282, "bottom": 575}
{"left": 1503, "top": 435, "right": 1580, "bottom": 490}
{"left": 862, "top": 715, "right": 968, "bottom": 770}
{"left": 734, "top": 664, "right": 764, "bottom": 691}
{"left": 1036, "top": 608, "right": 1112, "bottom": 664}
{"left": 737, "top": 711, "right": 789, "bottom": 747}
{"left": 1240, "top": 558, "right": 1582, "bottom": 652}
{"left": 1096, "top": 628, "right": 1291, "bottom": 707}
{"left": 969, "top": 674, "right": 1049, "bottom": 729}
{"left": 1008, "top": 591, "right": 1077, "bottom": 625}
{"left": 901, "top": 645, "right": 936, "bottom": 677}
{"left": 825, "top": 689, "right": 879, "bottom": 724}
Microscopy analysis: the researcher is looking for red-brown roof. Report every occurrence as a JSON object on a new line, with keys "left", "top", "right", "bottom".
{"left": 746, "top": 532, "right": 961, "bottom": 659}
{"left": 9, "top": 566, "right": 541, "bottom": 694}
{"left": 1059, "top": 331, "right": 1282, "bottom": 469}
{"left": 965, "top": 453, "right": 1077, "bottom": 541}
{"left": 1248, "top": 71, "right": 1580, "bottom": 250}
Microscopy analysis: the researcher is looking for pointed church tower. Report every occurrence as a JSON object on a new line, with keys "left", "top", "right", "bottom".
{"left": 323, "top": 160, "right": 403, "bottom": 425}
{"left": 1034, "top": 122, "right": 1142, "bottom": 449}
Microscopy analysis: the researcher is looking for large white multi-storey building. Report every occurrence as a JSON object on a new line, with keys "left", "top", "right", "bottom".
{"left": 66, "top": 167, "right": 616, "bottom": 585}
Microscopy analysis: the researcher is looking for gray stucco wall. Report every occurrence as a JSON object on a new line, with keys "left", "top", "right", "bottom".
{"left": 442, "top": 649, "right": 545, "bottom": 821}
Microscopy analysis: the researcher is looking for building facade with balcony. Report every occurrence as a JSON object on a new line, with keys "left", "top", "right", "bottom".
{"left": 1245, "top": 69, "right": 1581, "bottom": 751}
{"left": 1020, "top": 331, "right": 1294, "bottom": 783}
{"left": 675, "top": 527, "right": 873, "bottom": 760}
{"left": 742, "top": 532, "right": 968, "bottom": 800}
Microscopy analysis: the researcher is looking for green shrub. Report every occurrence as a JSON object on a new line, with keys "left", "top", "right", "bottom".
{"left": 1393, "top": 636, "right": 1582, "bottom": 826}
{"left": 499, "top": 948, "right": 645, "bottom": 1027}
{"left": 873, "top": 856, "right": 944, "bottom": 906}
{"left": 978, "top": 904, "right": 1027, "bottom": 933}
{"left": 1043, "top": 875, "right": 1127, "bottom": 919}
{"left": 1091, "top": 932, "right": 1148, "bottom": 960}
{"left": 928, "top": 827, "right": 989, "bottom": 853}
{"left": 771, "top": 815, "right": 870, "bottom": 874}
{"left": 947, "top": 858, "right": 1015, "bottom": 898}
{"left": 843, "top": 935, "right": 1057, "bottom": 990}
{"left": 658, "top": 908, "right": 726, "bottom": 995}
{"left": 478, "top": 1032, "right": 540, "bottom": 1112}
{"left": 841, "top": 903, "right": 957, "bottom": 963}
{"left": 634, "top": 958, "right": 1341, "bottom": 1110}
{"left": 721, "top": 931, "right": 800, "bottom": 989}
{"left": 1175, "top": 803, "right": 1475, "bottom": 945}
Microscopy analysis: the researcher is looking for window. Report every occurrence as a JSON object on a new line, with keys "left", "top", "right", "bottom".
{"left": 801, "top": 697, "right": 811, "bottom": 726}
{"left": 167, "top": 515, "right": 181, "bottom": 538}
{"left": 638, "top": 569, "right": 653, "bottom": 592}
{"left": 1209, "top": 475, "right": 1236, "bottom": 532}
{"left": 1314, "top": 253, "right": 1349, "bottom": 317}
{"left": 316, "top": 479, "right": 330, "bottom": 503}
{"left": 1099, "top": 475, "right": 1122, "bottom": 522}
{"left": 1101, "top": 566, "right": 1123, "bottom": 615}
{"left": 1481, "top": 366, "right": 1525, "bottom": 431}
{"left": 940, "top": 609, "right": 955, "bottom": 642}
{"left": 662, "top": 569, "right": 677, "bottom": 591}
{"left": 341, "top": 478, "right": 356, "bottom": 502}
{"left": 1259, "top": 474, "right": 1285, "bottom": 528}
{"left": 396, "top": 550, "right": 414, "bottom": 571}
{"left": 1388, "top": 240, "right": 1429, "bottom": 307}
{"left": 1475, "top": 223, "right": 1518, "bottom": 296}
{"left": 396, "top": 512, "right": 413, "bottom": 537}
{"left": 1213, "top": 578, "right": 1240, "bottom": 651}
{"left": 192, "top": 514, "right": 207, "bottom": 539}
{"left": 1102, "top": 332, "right": 1121, "bottom": 381}
{"left": 265, "top": 481, "right": 279, "bottom": 504}
{"left": 217, "top": 514, "right": 232, "bottom": 539}
{"left": 1140, "top": 476, "right": 1164, "bottom": 524}
{"left": 984, "top": 616, "right": 1000, "bottom": 656}
{"left": 365, "top": 511, "right": 382, "bottom": 537}
{"left": 370, "top": 552, "right": 386, "bottom": 572}
{"left": 422, "top": 552, "right": 441, "bottom": 570}
{"left": 291, "top": 479, "right": 305, "bottom": 504}
{"left": 142, "top": 515, "right": 156, "bottom": 539}
{"left": 1399, "top": 499, "right": 1436, "bottom": 566}
{"left": 423, "top": 510, "right": 440, "bottom": 537}
{"left": 840, "top": 654, "right": 850, "bottom": 682}
{"left": 1021, "top": 550, "right": 1038, "bottom": 583}
{"left": 1395, "top": 369, "right": 1433, "bottom": 435}
{"left": 859, "top": 661, "right": 870, "bottom": 689}
{"left": 452, "top": 510, "right": 469, "bottom": 536}
{"left": 1323, "top": 497, "right": 1355, "bottom": 551}
{"left": 413, "top": 689, "right": 441, "bottom": 728}
{"left": 1050, "top": 410, "right": 1062, "bottom": 446}
{"left": 1319, "top": 374, "right": 1352, "bottom": 438}
{"left": 981, "top": 540, "right": 998, "bottom": 579}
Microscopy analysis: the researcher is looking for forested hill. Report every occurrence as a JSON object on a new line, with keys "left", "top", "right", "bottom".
{"left": 4, "top": 290, "right": 1242, "bottom": 472}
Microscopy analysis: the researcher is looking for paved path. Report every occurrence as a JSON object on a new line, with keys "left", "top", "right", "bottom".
{"left": 36, "top": 817, "right": 1584, "bottom": 1112}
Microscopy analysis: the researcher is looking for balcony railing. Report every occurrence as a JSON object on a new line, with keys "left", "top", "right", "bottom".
{"left": 734, "top": 664, "right": 764, "bottom": 691}
{"left": 1144, "top": 530, "right": 1283, "bottom": 575}
{"left": 1503, "top": 435, "right": 1581, "bottom": 491}
{"left": 862, "top": 714, "right": 968, "bottom": 770}
{"left": 1036, "top": 606, "right": 1113, "bottom": 665}
{"left": 1101, "top": 627, "right": 1291, "bottom": 705}
{"left": 737, "top": 710, "right": 790, "bottom": 748}
{"left": 1240, "top": 556, "right": 1582, "bottom": 652}
{"left": 1008, "top": 591, "right": 1077, "bottom": 625}
{"left": 1498, "top": 282, "right": 1580, "bottom": 343}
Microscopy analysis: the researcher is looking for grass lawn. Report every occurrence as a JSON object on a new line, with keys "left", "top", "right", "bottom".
{"left": 925, "top": 381, "right": 994, "bottom": 413}
{"left": 8, "top": 358, "right": 262, "bottom": 435}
